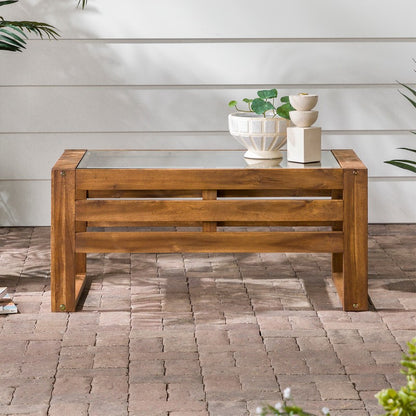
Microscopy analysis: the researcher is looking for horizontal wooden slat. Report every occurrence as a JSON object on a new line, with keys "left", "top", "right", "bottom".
{"left": 75, "top": 231, "right": 344, "bottom": 253}
{"left": 86, "top": 189, "right": 334, "bottom": 198}
{"left": 76, "top": 169, "right": 343, "bottom": 191}
{"left": 76, "top": 199, "right": 343, "bottom": 222}
{"left": 2, "top": 178, "right": 412, "bottom": 226}
{"left": 86, "top": 221, "right": 339, "bottom": 228}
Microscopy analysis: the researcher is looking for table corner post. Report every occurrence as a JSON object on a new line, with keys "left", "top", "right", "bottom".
{"left": 342, "top": 164, "right": 368, "bottom": 311}
{"left": 51, "top": 150, "right": 85, "bottom": 312}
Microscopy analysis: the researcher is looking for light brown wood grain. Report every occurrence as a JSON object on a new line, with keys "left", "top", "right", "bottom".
{"left": 87, "top": 189, "right": 334, "bottom": 198}
{"left": 341, "top": 166, "right": 368, "bottom": 311}
{"left": 75, "top": 199, "right": 343, "bottom": 223}
{"left": 86, "top": 220, "right": 341, "bottom": 228}
{"left": 51, "top": 150, "right": 85, "bottom": 312}
{"left": 332, "top": 149, "right": 367, "bottom": 170}
{"left": 202, "top": 190, "right": 217, "bottom": 232}
{"left": 76, "top": 168, "right": 343, "bottom": 191}
{"left": 75, "top": 231, "right": 344, "bottom": 254}
{"left": 331, "top": 189, "right": 344, "bottom": 275}
{"left": 51, "top": 149, "right": 368, "bottom": 312}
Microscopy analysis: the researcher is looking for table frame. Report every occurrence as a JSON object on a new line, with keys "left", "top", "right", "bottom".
{"left": 51, "top": 149, "right": 368, "bottom": 312}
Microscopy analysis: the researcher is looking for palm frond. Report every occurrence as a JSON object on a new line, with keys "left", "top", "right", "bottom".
{"left": 0, "top": 0, "right": 60, "bottom": 51}
{"left": 0, "top": 26, "right": 26, "bottom": 51}
{"left": 4, "top": 20, "right": 59, "bottom": 39}
{"left": 385, "top": 81, "right": 416, "bottom": 174}
{"left": 0, "top": 1, "right": 18, "bottom": 7}
{"left": 77, "top": 0, "right": 87, "bottom": 8}
{"left": 0, "top": 23, "right": 26, "bottom": 51}
{"left": 385, "top": 160, "right": 416, "bottom": 173}
{"left": 398, "top": 147, "right": 416, "bottom": 154}
{"left": 398, "top": 81, "right": 416, "bottom": 98}
{"left": 399, "top": 90, "right": 416, "bottom": 110}
{"left": 0, "top": 19, "right": 59, "bottom": 51}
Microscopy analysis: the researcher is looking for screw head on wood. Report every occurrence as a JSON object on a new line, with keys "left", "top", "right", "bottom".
{"left": 353, "top": 303, "right": 359, "bottom": 309}
{"left": 59, "top": 304, "right": 66, "bottom": 311}
{"left": 60, "top": 171, "right": 66, "bottom": 176}
{"left": 353, "top": 170, "right": 358, "bottom": 175}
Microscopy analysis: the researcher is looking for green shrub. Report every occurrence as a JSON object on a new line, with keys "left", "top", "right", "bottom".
{"left": 385, "top": 83, "right": 416, "bottom": 173}
{"left": 375, "top": 337, "right": 416, "bottom": 416}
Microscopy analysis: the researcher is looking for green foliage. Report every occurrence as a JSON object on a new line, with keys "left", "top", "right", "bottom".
{"left": 259, "top": 339, "right": 416, "bottom": 416}
{"left": 257, "top": 387, "right": 330, "bottom": 416}
{"left": 77, "top": 0, "right": 88, "bottom": 8}
{"left": 0, "top": 0, "right": 59, "bottom": 52}
{"left": 228, "top": 88, "right": 294, "bottom": 119}
{"left": 375, "top": 337, "right": 416, "bottom": 416}
{"left": 385, "top": 82, "right": 416, "bottom": 173}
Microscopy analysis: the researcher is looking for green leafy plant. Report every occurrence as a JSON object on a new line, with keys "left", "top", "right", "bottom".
{"left": 0, "top": 0, "right": 59, "bottom": 52}
{"left": 375, "top": 337, "right": 416, "bottom": 416}
{"left": 228, "top": 88, "right": 294, "bottom": 120}
{"left": 385, "top": 82, "right": 416, "bottom": 173}
{"left": 257, "top": 387, "right": 330, "bottom": 416}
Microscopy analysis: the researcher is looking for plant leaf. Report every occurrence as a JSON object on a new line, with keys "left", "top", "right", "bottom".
{"left": 385, "top": 160, "right": 416, "bottom": 173}
{"left": 0, "top": 27, "right": 26, "bottom": 51}
{"left": 0, "top": 40, "right": 20, "bottom": 50}
{"left": 228, "top": 100, "right": 237, "bottom": 107}
{"left": 0, "top": 0, "right": 18, "bottom": 6}
{"left": 280, "top": 95, "right": 290, "bottom": 103}
{"left": 398, "top": 81, "right": 416, "bottom": 98}
{"left": 6, "top": 20, "right": 60, "bottom": 39}
{"left": 257, "top": 88, "right": 277, "bottom": 99}
{"left": 385, "top": 158, "right": 416, "bottom": 165}
{"left": 399, "top": 91, "right": 416, "bottom": 110}
{"left": 398, "top": 147, "right": 416, "bottom": 154}
{"left": 251, "top": 98, "right": 274, "bottom": 115}
{"left": 242, "top": 98, "right": 253, "bottom": 103}
{"left": 275, "top": 103, "right": 293, "bottom": 120}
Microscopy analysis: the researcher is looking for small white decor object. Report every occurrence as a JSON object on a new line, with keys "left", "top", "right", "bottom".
{"left": 289, "top": 94, "right": 318, "bottom": 111}
{"left": 228, "top": 113, "right": 290, "bottom": 159}
{"left": 287, "top": 127, "right": 322, "bottom": 163}
{"left": 244, "top": 158, "right": 282, "bottom": 168}
{"left": 287, "top": 93, "right": 321, "bottom": 163}
{"left": 289, "top": 110, "right": 318, "bottom": 128}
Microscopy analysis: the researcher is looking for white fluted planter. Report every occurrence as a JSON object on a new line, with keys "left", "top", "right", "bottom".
{"left": 228, "top": 113, "right": 290, "bottom": 159}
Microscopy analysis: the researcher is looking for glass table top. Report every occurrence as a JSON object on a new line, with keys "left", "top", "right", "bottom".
{"left": 77, "top": 150, "right": 340, "bottom": 169}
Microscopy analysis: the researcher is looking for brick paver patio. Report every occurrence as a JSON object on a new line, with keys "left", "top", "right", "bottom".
{"left": 0, "top": 225, "right": 415, "bottom": 416}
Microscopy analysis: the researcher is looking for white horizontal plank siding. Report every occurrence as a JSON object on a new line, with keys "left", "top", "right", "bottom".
{"left": 0, "top": 181, "right": 50, "bottom": 226}
{"left": 369, "top": 179, "right": 416, "bottom": 223}
{"left": 1, "top": 42, "right": 416, "bottom": 86}
{"left": 0, "top": 0, "right": 415, "bottom": 225}
{"left": 7, "top": 0, "right": 416, "bottom": 39}
{"left": 0, "top": 133, "right": 243, "bottom": 180}
{"left": 1, "top": 87, "right": 415, "bottom": 132}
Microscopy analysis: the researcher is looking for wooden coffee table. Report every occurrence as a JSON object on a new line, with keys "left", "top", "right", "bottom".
{"left": 51, "top": 149, "right": 368, "bottom": 312}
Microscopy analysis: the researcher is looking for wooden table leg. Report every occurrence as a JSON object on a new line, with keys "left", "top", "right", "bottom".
{"left": 51, "top": 168, "right": 76, "bottom": 311}
{"left": 331, "top": 190, "right": 343, "bottom": 276}
{"left": 51, "top": 150, "right": 86, "bottom": 312}
{"left": 342, "top": 168, "right": 368, "bottom": 311}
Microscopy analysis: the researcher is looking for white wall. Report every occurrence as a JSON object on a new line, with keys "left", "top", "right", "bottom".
{"left": 1, "top": 0, "right": 416, "bottom": 225}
